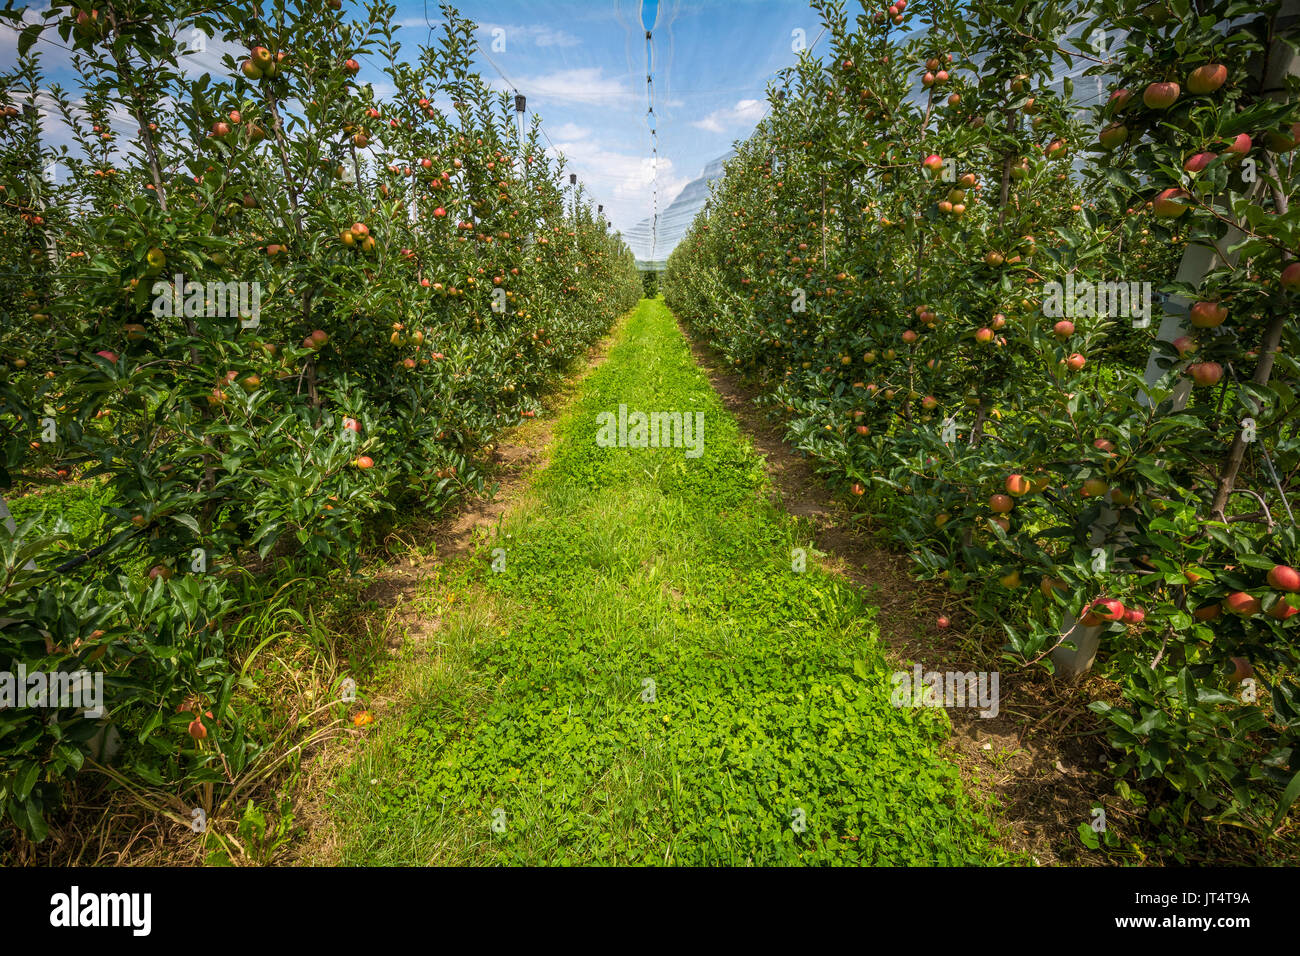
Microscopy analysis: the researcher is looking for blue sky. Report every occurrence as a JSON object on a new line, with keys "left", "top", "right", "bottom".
{"left": 3, "top": 1, "right": 826, "bottom": 255}
{"left": 393, "top": 0, "right": 825, "bottom": 248}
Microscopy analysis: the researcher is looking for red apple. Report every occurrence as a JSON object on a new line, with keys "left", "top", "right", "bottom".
{"left": 1094, "top": 597, "right": 1125, "bottom": 621}
{"left": 1228, "top": 656, "right": 1254, "bottom": 682}
{"left": 989, "top": 493, "right": 1014, "bottom": 514}
{"left": 1083, "top": 597, "right": 1124, "bottom": 626}
{"left": 1225, "top": 591, "right": 1261, "bottom": 616}
{"left": 1224, "top": 133, "right": 1252, "bottom": 159}
{"left": 1189, "top": 301, "right": 1227, "bottom": 328}
{"left": 1267, "top": 564, "right": 1300, "bottom": 592}
{"left": 1187, "top": 63, "right": 1227, "bottom": 95}
{"left": 1098, "top": 124, "right": 1128, "bottom": 150}
{"left": 1081, "top": 478, "right": 1109, "bottom": 498}
{"left": 1005, "top": 474, "right": 1031, "bottom": 496}
{"left": 1143, "top": 81, "right": 1180, "bottom": 109}
{"left": 1194, "top": 603, "right": 1221, "bottom": 621}
{"left": 1187, "top": 361, "right": 1223, "bottom": 387}
{"left": 1268, "top": 598, "right": 1299, "bottom": 621}
{"left": 1053, "top": 320, "right": 1074, "bottom": 337}
{"left": 1153, "top": 187, "right": 1190, "bottom": 218}
{"left": 1066, "top": 352, "right": 1086, "bottom": 371}
{"left": 1281, "top": 262, "right": 1300, "bottom": 291}
{"left": 1183, "top": 151, "right": 1217, "bottom": 173}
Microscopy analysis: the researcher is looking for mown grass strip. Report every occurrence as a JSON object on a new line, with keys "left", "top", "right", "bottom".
{"left": 328, "top": 297, "right": 1008, "bottom": 865}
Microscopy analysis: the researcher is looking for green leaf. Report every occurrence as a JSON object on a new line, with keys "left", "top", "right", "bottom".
{"left": 24, "top": 800, "right": 49, "bottom": 842}
{"left": 18, "top": 24, "right": 43, "bottom": 58}
{"left": 171, "top": 513, "right": 202, "bottom": 535}
{"left": 12, "top": 760, "right": 39, "bottom": 800}
{"left": 1270, "top": 769, "right": 1300, "bottom": 830}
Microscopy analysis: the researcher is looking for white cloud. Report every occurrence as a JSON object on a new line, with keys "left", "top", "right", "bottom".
{"left": 490, "top": 68, "right": 635, "bottom": 108}
{"left": 544, "top": 135, "right": 690, "bottom": 237}
{"left": 550, "top": 122, "right": 591, "bottom": 141}
{"left": 691, "top": 98, "right": 765, "bottom": 133}
{"left": 474, "top": 22, "right": 581, "bottom": 49}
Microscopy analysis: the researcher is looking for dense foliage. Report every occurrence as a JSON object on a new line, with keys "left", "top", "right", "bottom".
{"left": 665, "top": 0, "right": 1300, "bottom": 840}
{"left": 0, "top": 0, "right": 640, "bottom": 843}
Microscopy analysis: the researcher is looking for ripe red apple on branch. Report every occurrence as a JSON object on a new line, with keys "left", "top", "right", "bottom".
{"left": 1228, "top": 657, "right": 1254, "bottom": 683}
{"left": 1187, "top": 63, "right": 1227, "bottom": 95}
{"left": 1224, "top": 591, "right": 1261, "bottom": 616}
{"left": 988, "top": 493, "right": 1013, "bottom": 513}
{"left": 1153, "top": 187, "right": 1190, "bottom": 217}
{"left": 1267, "top": 565, "right": 1300, "bottom": 592}
{"left": 1187, "top": 361, "right": 1223, "bottom": 387}
{"left": 1143, "top": 81, "right": 1180, "bottom": 109}
{"left": 1098, "top": 124, "right": 1128, "bottom": 150}
{"left": 1082, "top": 597, "right": 1125, "bottom": 626}
{"left": 1080, "top": 478, "right": 1108, "bottom": 498}
{"left": 1188, "top": 301, "right": 1227, "bottom": 328}
{"left": 1281, "top": 262, "right": 1300, "bottom": 291}
{"left": 1268, "top": 599, "right": 1299, "bottom": 621}
{"left": 1224, "top": 133, "right": 1252, "bottom": 160}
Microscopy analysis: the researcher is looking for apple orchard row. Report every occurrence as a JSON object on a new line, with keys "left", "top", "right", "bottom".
{"left": 665, "top": 0, "right": 1300, "bottom": 832}
{"left": 0, "top": 1, "right": 641, "bottom": 843}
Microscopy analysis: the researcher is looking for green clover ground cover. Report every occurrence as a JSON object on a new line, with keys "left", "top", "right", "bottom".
{"left": 330, "top": 297, "right": 1008, "bottom": 865}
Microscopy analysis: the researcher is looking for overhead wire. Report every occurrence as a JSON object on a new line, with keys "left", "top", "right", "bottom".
{"left": 644, "top": 18, "right": 658, "bottom": 263}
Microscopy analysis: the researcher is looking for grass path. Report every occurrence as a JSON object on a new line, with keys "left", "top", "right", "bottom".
{"left": 325, "top": 298, "right": 1007, "bottom": 865}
